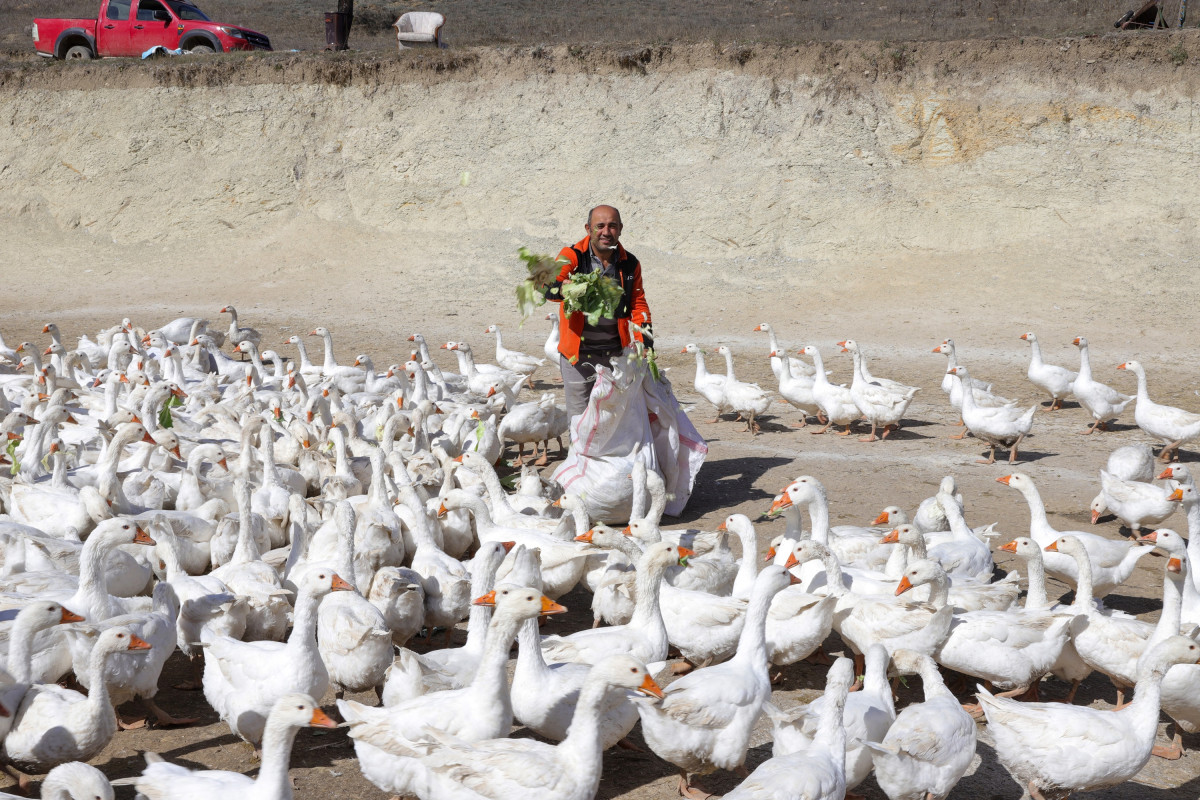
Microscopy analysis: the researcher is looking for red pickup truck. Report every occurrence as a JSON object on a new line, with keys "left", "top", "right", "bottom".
{"left": 33, "top": 0, "right": 271, "bottom": 60}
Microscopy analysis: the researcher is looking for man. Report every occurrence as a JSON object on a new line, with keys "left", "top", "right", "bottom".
{"left": 543, "top": 205, "right": 653, "bottom": 419}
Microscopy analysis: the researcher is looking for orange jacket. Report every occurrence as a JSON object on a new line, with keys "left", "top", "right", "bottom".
{"left": 544, "top": 236, "right": 652, "bottom": 364}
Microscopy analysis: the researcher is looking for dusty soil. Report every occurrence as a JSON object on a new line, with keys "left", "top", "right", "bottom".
{"left": 2, "top": 36, "right": 1200, "bottom": 799}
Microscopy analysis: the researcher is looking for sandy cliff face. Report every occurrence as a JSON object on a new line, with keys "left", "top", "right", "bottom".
{"left": 0, "top": 38, "right": 1197, "bottom": 347}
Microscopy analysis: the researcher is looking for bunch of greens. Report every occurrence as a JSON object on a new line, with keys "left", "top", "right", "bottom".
{"left": 515, "top": 247, "right": 564, "bottom": 322}
{"left": 560, "top": 270, "right": 623, "bottom": 327}
{"left": 515, "top": 246, "right": 622, "bottom": 327}
{"left": 5, "top": 438, "right": 19, "bottom": 476}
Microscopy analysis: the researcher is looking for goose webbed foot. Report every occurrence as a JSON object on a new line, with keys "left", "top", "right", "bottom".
{"left": 1152, "top": 725, "right": 1183, "bottom": 760}
{"left": 677, "top": 773, "right": 718, "bottom": 800}
{"left": 145, "top": 697, "right": 200, "bottom": 727}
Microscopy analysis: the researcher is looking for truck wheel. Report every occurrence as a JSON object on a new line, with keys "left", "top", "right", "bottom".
{"left": 64, "top": 45, "right": 94, "bottom": 60}
{"left": 188, "top": 44, "right": 215, "bottom": 54}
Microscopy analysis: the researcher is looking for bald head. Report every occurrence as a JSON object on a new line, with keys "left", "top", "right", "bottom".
{"left": 585, "top": 205, "right": 623, "bottom": 257}
{"left": 587, "top": 205, "right": 622, "bottom": 226}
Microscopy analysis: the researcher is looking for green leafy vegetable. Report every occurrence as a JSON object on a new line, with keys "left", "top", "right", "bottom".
{"left": 158, "top": 395, "right": 182, "bottom": 430}
{"left": 515, "top": 247, "right": 568, "bottom": 324}
{"left": 6, "top": 439, "right": 18, "bottom": 476}
{"left": 559, "top": 270, "right": 623, "bottom": 327}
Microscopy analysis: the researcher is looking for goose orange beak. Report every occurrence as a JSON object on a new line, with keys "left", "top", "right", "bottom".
{"left": 639, "top": 674, "right": 665, "bottom": 698}
{"left": 1168, "top": 557, "right": 1183, "bottom": 573}
{"left": 60, "top": 608, "right": 85, "bottom": 623}
{"left": 41, "top": 325, "right": 50, "bottom": 333}
{"left": 128, "top": 634, "right": 152, "bottom": 651}
{"left": 753, "top": 325, "right": 763, "bottom": 332}
{"left": 999, "top": 540, "right": 1018, "bottom": 553}
{"left": 1090, "top": 509, "right": 1101, "bottom": 525}
{"left": 1019, "top": 333, "right": 1029, "bottom": 341}
{"left": 679, "top": 347, "right": 687, "bottom": 354}
{"left": 879, "top": 529, "right": 900, "bottom": 544}
{"left": 763, "top": 546, "right": 775, "bottom": 562}
{"left": 768, "top": 494, "right": 792, "bottom": 514}
{"left": 551, "top": 497, "right": 562, "bottom": 508}
{"left": 1139, "top": 531, "right": 1159, "bottom": 543}
{"left": 931, "top": 345, "right": 942, "bottom": 353}
{"left": 133, "top": 528, "right": 156, "bottom": 546}
{"left": 436, "top": 503, "right": 448, "bottom": 518}
{"left": 872, "top": 510, "right": 889, "bottom": 525}
{"left": 407, "top": 334, "right": 416, "bottom": 341}
{"left": 1158, "top": 467, "right": 1174, "bottom": 480}
{"left": 996, "top": 475, "right": 1013, "bottom": 485}
{"left": 142, "top": 432, "right": 156, "bottom": 444}
{"left": 895, "top": 576, "right": 914, "bottom": 596}
{"left": 310, "top": 708, "right": 338, "bottom": 728}
{"left": 1044, "top": 541, "right": 1059, "bottom": 552}
{"left": 677, "top": 547, "right": 695, "bottom": 563}
{"left": 540, "top": 596, "right": 568, "bottom": 615}
{"left": 1170, "top": 488, "right": 1184, "bottom": 501}
{"left": 1117, "top": 363, "right": 1127, "bottom": 370}
{"left": 784, "top": 551, "right": 799, "bottom": 569}
{"left": 501, "top": 541, "right": 516, "bottom": 553}
{"left": 473, "top": 590, "right": 497, "bottom": 606}
{"left": 575, "top": 530, "right": 594, "bottom": 543}
{"left": 621, "top": 526, "right": 633, "bottom": 537}
{"left": 453, "top": 455, "right": 464, "bottom": 463}
{"left": 716, "top": 520, "right": 728, "bottom": 531}
{"left": 330, "top": 574, "right": 354, "bottom": 592}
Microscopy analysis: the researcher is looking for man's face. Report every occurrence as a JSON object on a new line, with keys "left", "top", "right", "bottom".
{"left": 587, "top": 207, "right": 622, "bottom": 253}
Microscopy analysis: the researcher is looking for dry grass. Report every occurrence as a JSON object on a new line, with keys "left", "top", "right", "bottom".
{"left": 5, "top": 0, "right": 1194, "bottom": 56}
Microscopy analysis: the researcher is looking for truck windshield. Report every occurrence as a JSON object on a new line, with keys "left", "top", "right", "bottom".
{"left": 163, "top": 1, "right": 210, "bottom": 20}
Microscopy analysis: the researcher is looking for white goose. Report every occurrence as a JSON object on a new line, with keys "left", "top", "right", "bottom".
{"left": 770, "top": 347, "right": 824, "bottom": 428}
{"left": 1071, "top": 337, "right": 1133, "bottom": 434}
{"left": 712, "top": 346, "right": 771, "bottom": 434}
{"left": 484, "top": 324, "right": 545, "bottom": 375}
{"left": 0, "top": 762, "right": 113, "bottom": 800}
{"left": 725, "top": 657, "right": 851, "bottom": 800}
{"left": 2, "top": 627, "right": 150, "bottom": 776}
{"left": 864, "top": 649, "right": 977, "bottom": 800}
{"left": 122, "top": 693, "right": 336, "bottom": 800}
{"left": 218, "top": 305, "right": 261, "bottom": 356}
{"left": 634, "top": 566, "right": 793, "bottom": 800}
{"left": 980, "top": 635, "right": 1200, "bottom": 800}
{"left": 339, "top": 586, "right": 566, "bottom": 797}
{"left": 1020, "top": 331, "right": 1077, "bottom": 410}
{"left": 344, "top": 655, "right": 662, "bottom": 800}
{"left": 752, "top": 322, "right": 815, "bottom": 380}
{"left": 1094, "top": 468, "right": 1178, "bottom": 533}
{"left": 840, "top": 339, "right": 918, "bottom": 442}
{"left": 951, "top": 365, "right": 1035, "bottom": 464}
{"left": 1118, "top": 359, "right": 1200, "bottom": 461}
{"left": 999, "top": 472, "right": 1154, "bottom": 597}
{"left": 800, "top": 345, "right": 859, "bottom": 435}
{"left": 201, "top": 568, "right": 351, "bottom": 746}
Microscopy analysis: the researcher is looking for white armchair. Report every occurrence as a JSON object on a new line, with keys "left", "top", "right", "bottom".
{"left": 394, "top": 12, "right": 445, "bottom": 48}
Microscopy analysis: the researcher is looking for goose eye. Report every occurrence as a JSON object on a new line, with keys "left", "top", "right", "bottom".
{"left": 629, "top": 667, "right": 637, "bottom": 673}
{"left": 526, "top": 596, "right": 534, "bottom": 602}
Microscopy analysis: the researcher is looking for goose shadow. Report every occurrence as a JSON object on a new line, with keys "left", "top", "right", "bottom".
{"left": 670, "top": 455, "right": 794, "bottom": 522}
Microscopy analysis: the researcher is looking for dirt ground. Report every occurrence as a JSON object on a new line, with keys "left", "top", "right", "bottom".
{"left": 2, "top": 34, "right": 1200, "bottom": 800}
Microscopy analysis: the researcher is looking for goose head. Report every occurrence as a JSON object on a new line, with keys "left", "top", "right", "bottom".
{"left": 95, "top": 626, "right": 152, "bottom": 658}
{"left": 873, "top": 506, "right": 907, "bottom": 526}
{"left": 591, "top": 654, "right": 664, "bottom": 699}
{"left": 895, "top": 558, "right": 948, "bottom": 596}
{"left": 472, "top": 584, "right": 566, "bottom": 619}
{"left": 270, "top": 693, "right": 338, "bottom": 731}
{"left": 1019, "top": 332, "right": 1038, "bottom": 344}
{"left": 999, "top": 536, "right": 1043, "bottom": 563}
{"left": 752, "top": 323, "right": 772, "bottom": 332}
{"left": 1138, "top": 529, "right": 1188, "bottom": 572}
{"left": 14, "top": 600, "right": 85, "bottom": 633}
{"left": 638, "top": 541, "right": 693, "bottom": 573}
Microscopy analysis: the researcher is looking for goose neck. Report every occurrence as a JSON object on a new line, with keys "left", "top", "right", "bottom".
{"left": 468, "top": 610, "right": 523, "bottom": 706}
{"left": 1023, "top": 552, "right": 1049, "bottom": 609}
{"left": 288, "top": 589, "right": 323, "bottom": 648}
{"left": 817, "top": 545, "right": 847, "bottom": 597}
{"left": 254, "top": 717, "right": 302, "bottom": 797}
{"left": 631, "top": 560, "right": 667, "bottom": 628}
{"left": 1153, "top": 571, "right": 1184, "bottom": 644}
{"left": 514, "top": 617, "right": 550, "bottom": 683}
{"left": 6, "top": 614, "right": 38, "bottom": 683}
{"left": 813, "top": 678, "right": 848, "bottom": 753}
{"left": 692, "top": 350, "right": 709, "bottom": 377}
{"left": 83, "top": 641, "right": 117, "bottom": 717}
{"left": 722, "top": 350, "right": 736, "bottom": 380}
{"left": 918, "top": 657, "right": 952, "bottom": 701}
{"left": 1077, "top": 343, "right": 1092, "bottom": 380}
{"left": 925, "top": 570, "right": 950, "bottom": 608}
{"left": 557, "top": 675, "right": 611, "bottom": 772}
{"left": 1068, "top": 547, "right": 1096, "bottom": 611}
{"left": 732, "top": 579, "right": 776, "bottom": 666}
{"left": 806, "top": 491, "right": 831, "bottom": 544}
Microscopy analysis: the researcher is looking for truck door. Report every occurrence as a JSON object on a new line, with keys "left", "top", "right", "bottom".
{"left": 97, "top": 0, "right": 136, "bottom": 56}
{"left": 128, "top": 0, "right": 181, "bottom": 54}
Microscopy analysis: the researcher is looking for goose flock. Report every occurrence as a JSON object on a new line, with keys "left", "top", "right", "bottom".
{"left": 683, "top": 326, "right": 1200, "bottom": 466}
{"left": 0, "top": 311, "right": 1194, "bottom": 800}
